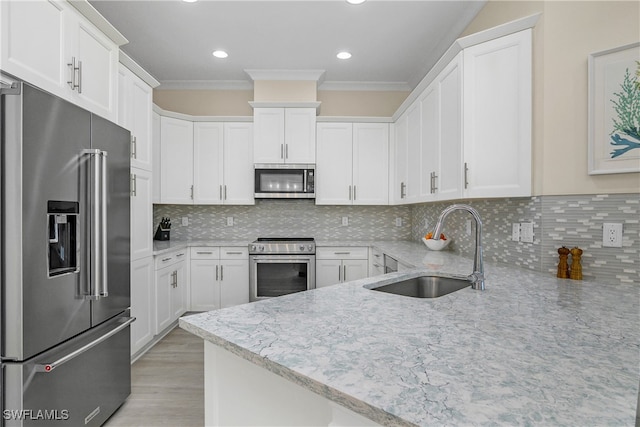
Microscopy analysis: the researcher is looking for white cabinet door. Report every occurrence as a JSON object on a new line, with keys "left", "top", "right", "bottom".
{"left": 463, "top": 29, "right": 532, "bottom": 198}
{"left": 316, "top": 123, "right": 353, "bottom": 205}
{"left": 342, "top": 259, "right": 368, "bottom": 283}
{"left": 131, "top": 168, "right": 153, "bottom": 260}
{"left": 223, "top": 123, "right": 254, "bottom": 205}
{"left": 393, "top": 114, "right": 409, "bottom": 203}
{"left": 194, "top": 122, "right": 224, "bottom": 204}
{"left": 419, "top": 82, "right": 439, "bottom": 201}
{"left": 128, "top": 71, "right": 154, "bottom": 171}
{"left": 66, "top": 12, "right": 119, "bottom": 120}
{"left": 131, "top": 256, "right": 154, "bottom": 356}
{"left": 152, "top": 111, "right": 161, "bottom": 203}
{"left": 220, "top": 259, "right": 249, "bottom": 308}
{"left": 284, "top": 108, "right": 316, "bottom": 163}
{"left": 171, "top": 260, "right": 188, "bottom": 320}
{"left": 405, "top": 103, "right": 421, "bottom": 203}
{"left": 253, "top": 108, "right": 285, "bottom": 164}
{"left": 160, "top": 117, "right": 194, "bottom": 204}
{"left": 315, "top": 259, "right": 342, "bottom": 288}
{"left": 190, "top": 259, "right": 221, "bottom": 311}
{"left": 253, "top": 108, "right": 316, "bottom": 164}
{"left": 0, "top": 0, "right": 66, "bottom": 95}
{"left": 437, "top": 54, "right": 463, "bottom": 201}
{"left": 352, "top": 123, "right": 389, "bottom": 205}
{"left": 155, "top": 265, "right": 173, "bottom": 334}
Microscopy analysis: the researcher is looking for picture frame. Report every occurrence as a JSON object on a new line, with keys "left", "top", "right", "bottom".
{"left": 587, "top": 42, "right": 640, "bottom": 175}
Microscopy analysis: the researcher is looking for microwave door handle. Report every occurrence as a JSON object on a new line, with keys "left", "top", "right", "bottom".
{"left": 303, "top": 172, "right": 307, "bottom": 193}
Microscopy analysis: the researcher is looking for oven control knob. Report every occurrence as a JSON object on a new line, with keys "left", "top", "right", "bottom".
{"left": 307, "top": 245, "right": 313, "bottom": 252}
{"left": 250, "top": 245, "right": 256, "bottom": 252}
{"left": 259, "top": 245, "right": 265, "bottom": 252}
{"left": 299, "top": 245, "right": 305, "bottom": 251}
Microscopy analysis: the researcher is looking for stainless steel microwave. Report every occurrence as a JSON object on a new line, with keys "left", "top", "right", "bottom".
{"left": 254, "top": 164, "right": 315, "bottom": 199}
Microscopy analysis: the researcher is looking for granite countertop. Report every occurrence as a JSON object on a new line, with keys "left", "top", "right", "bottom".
{"left": 180, "top": 243, "right": 640, "bottom": 426}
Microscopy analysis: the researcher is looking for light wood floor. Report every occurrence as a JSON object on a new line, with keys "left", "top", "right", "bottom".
{"left": 104, "top": 327, "right": 204, "bottom": 427}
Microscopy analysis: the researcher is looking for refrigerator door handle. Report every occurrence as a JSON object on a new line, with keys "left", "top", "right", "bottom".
{"left": 83, "top": 149, "right": 109, "bottom": 299}
{"left": 34, "top": 317, "right": 135, "bottom": 373}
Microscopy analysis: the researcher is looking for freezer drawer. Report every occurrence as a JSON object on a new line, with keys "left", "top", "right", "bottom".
{"left": 2, "top": 315, "right": 134, "bottom": 427}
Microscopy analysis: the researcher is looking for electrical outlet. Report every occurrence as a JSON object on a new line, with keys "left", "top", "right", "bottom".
{"left": 424, "top": 218, "right": 429, "bottom": 230}
{"left": 512, "top": 223, "right": 521, "bottom": 241}
{"left": 603, "top": 223, "right": 623, "bottom": 247}
{"left": 341, "top": 216, "right": 349, "bottom": 226}
{"left": 395, "top": 217, "right": 403, "bottom": 227}
{"left": 181, "top": 216, "right": 189, "bottom": 226}
{"left": 226, "top": 217, "right": 234, "bottom": 227}
{"left": 520, "top": 222, "right": 534, "bottom": 243}
{"left": 466, "top": 219, "right": 472, "bottom": 236}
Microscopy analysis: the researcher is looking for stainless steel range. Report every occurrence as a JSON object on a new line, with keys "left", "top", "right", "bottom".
{"left": 249, "top": 238, "right": 316, "bottom": 301}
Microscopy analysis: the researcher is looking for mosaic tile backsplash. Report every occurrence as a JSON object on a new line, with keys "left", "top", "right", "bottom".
{"left": 154, "top": 193, "right": 639, "bottom": 285}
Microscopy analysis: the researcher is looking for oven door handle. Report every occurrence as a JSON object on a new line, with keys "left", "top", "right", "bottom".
{"left": 250, "top": 255, "right": 314, "bottom": 261}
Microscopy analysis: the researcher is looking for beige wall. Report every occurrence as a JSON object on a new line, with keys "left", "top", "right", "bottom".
{"left": 317, "top": 90, "right": 409, "bottom": 117}
{"left": 153, "top": 89, "right": 254, "bottom": 116}
{"left": 463, "top": 0, "right": 640, "bottom": 196}
{"left": 253, "top": 81, "right": 317, "bottom": 102}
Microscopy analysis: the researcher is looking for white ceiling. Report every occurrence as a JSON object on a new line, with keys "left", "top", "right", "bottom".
{"left": 89, "top": 0, "right": 487, "bottom": 91}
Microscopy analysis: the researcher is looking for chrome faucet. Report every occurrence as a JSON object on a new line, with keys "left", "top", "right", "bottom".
{"left": 432, "top": 204, "right": 485, "bottom": 290}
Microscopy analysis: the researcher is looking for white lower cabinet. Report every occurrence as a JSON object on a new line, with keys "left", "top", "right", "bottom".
{"left": 316, "top": 247, "right": 368, "bottom": 288}
{"left": 190, "top": 247, "right": 249, "bottom": 311}
{"left": 369, "top": 247, "right": 385, "bottom": 277}
{"left": 130, "top": 256, "right": 154, "bottom": 356}
{"left": 154, "top": 249, "right": 188, "bottom": 334}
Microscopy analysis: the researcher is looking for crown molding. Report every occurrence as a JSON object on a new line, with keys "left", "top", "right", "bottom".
{"left": 67, "top": 0, "right": 128, "bottom": 46}
{"left": 244, "top": 69, "right": 326, "bottom": 83}
{"left": 119, "top": 52, "right": 160, "bottom": 88}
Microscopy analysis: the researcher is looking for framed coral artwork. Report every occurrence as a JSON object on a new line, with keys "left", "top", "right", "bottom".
{"left": 588, "top": 42, "right": 640, "bottom": 175}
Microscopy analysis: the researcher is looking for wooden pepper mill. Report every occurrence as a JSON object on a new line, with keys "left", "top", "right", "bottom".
{"left": 557, "top": 246, "right": 570, "bottom": 279}
{"left": 569, "top": 246, "right": 583, "bottom": 280}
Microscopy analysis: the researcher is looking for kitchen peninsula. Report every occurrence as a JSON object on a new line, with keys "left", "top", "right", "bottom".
{"left": 180, "top": 241, "right": 640, "bottom": 426}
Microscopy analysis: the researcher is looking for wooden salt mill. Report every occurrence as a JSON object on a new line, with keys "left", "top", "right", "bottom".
{"left": 557, "top": 246, "right": 570, "bottom": 279}
{"left": 569, "top": 246, "right": 583, "bottom": 280}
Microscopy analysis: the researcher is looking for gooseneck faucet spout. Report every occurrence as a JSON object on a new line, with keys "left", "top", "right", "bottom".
{"left": 432, "top": 204, "right": 485, "bottom": 290}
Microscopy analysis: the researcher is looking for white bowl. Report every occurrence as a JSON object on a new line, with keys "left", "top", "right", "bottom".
{"left": 422, "top": 237, "right": 451, "bottom": 251}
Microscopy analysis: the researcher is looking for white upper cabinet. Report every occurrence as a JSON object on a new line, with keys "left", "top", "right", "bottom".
{"left": 118, "top": 64, "right": 154, "bottom": 171}
{"left": 158, "top": 117, "right": 254, "bottom": 205}
{"left": 253, "top": 107, "right": 316, "bottom": 164}
{"left": 420, "top": 53, "right": 463, "bottom": 202}
{"left": 352, "top": 123, "right": 389, "bottom": 205}
{"left": 405, "top": 103, "right": 422, "bottom": 203}
{"left": 1, "top": 0, "right": 123, "bottom": 121}
{"left": 462, "top": 29, "right": 532, "bottom": 198}
{"left": 152, "top": 111, "right": 161, "bottom": 203}
{"left": 392, "top": 114, "right": 409, "bottom": 204}
{"left": 130, "top": 168, "right": 153, "bottom": 260}
{"left": 160, "top": 116, "right": 194, "bottom": 204}
{"left": 316, "top": 122, "right": 389, "bottom": 205}
{"left": 222, "top": 122, "right": 254, "bottom": 205}
{"left": 193, "top": 122, "right": 224, "bottom": 204}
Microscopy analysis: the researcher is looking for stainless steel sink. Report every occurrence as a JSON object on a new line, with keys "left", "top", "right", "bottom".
{"left": 369, "top": 275, "right": 471, "bottom": 298}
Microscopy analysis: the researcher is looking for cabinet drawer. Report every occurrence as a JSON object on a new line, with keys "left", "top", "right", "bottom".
{"left": 220, "top": 247, "right": 248, "bottom": 260}
{"left": 190, "top": 247, "right": 221, "bottom": 260}
{"left": 316, "top": 247, "right": 368, "bottom": 260}
{"left": 155, "top": 249, "right": 188, "bottom": 269}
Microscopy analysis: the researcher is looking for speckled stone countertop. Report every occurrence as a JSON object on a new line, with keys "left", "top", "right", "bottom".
{"left": 180, "top": 241, "right": 640, "bottom": 426}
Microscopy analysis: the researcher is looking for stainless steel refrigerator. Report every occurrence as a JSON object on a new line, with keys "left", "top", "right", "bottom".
{"left": 1, "top": 75, "right": 134, "bottom": 426}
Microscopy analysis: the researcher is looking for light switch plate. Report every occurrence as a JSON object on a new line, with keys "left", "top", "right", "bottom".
{"left": 512, "top": 223, "right": 520, "bottom": 241}
{"left": 226, "top": 217, "right": 234, "bottom": 226}
{"left": 181, "top": 216, "right": 188, "bottom": 226}
{"left": 520, "top": 222, "right": 534, "bottom": 243}
{"left": 603, "top": 223, "right": 623, "bottom": 247}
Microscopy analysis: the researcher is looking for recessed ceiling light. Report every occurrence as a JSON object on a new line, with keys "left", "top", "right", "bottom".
{"left": 337, "top": 51, "right": 352, "bottom": 60}
{"left": 212, "top": 50, "right": 228, "bottom": 59}
{"left": 346, "top": 0, "right": 366, "bottom": 4}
